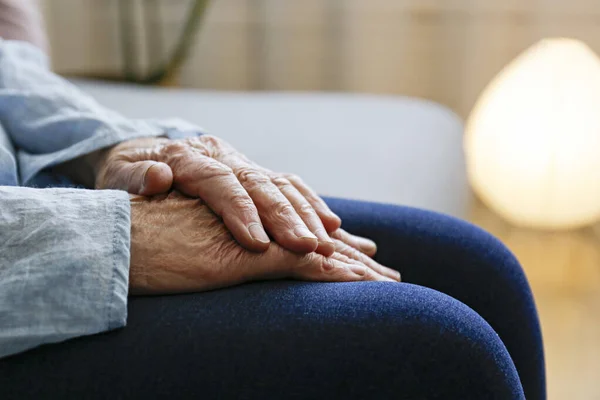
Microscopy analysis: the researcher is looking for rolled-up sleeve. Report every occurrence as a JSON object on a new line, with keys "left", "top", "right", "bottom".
{"left": 0, "top": 186, "right": 130, "bottom": 358}
{"left": 0, "top": 122, "right": 16, "bottom": 185}
{"left": 0, "top": 39, "right": 204, "bottom": 185}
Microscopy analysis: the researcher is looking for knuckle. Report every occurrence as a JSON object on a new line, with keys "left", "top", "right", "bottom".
{"left": 174, "top": 137, "right": 211, "bottom": 156}
{"left": 190, "top": 143, "right": 211, "bottom": 157}
{"left": 227, "top": 191, "right": 255, "bottom": 213}
{"left": 353, "top": 265, "right": 368, "bottom": 278}
{"left": 297, "top": 203, "right": 316, "bottom": 218}
{"left": 282, "top": 173, "right": 302, "bottom": 185}
{"left": 198, "top": 134, "right": 221, "bottom": 148}
{"left": 162, "top": 141, "right": 189, "bottom": 155}
{"left": 270, "top": 176, "right": 292, "bottom": 188}
{"left": 271, "top": 201, "right": 296, "bottom": 219}
{"left": 361, "top": 268, "right": 375, "bottom": 281}
{"left": 235, "top": 167, "right": 269, "bottom": 189}
{"left": 319, "top": 256, "right": 336, "bottom": 273}
{"left": 161, "top": 144, "right": 194, "bottom": 169}
{"left": 199, "top": 134, "right": 229, "bottom": 156}
{"left": 182, "top": 136, "right": 200, "bottom": 146}
{"left": 202, "top": 160, "right": 234, "bottom": 177}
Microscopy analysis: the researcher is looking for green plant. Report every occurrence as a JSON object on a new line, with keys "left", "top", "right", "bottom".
{"left": 118, "top": 0, "right": 211, "bottom": 84}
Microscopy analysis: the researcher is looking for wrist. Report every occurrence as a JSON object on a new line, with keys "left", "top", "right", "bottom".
{"left": 128, "top": 194, "right": 160, "bottom": 295}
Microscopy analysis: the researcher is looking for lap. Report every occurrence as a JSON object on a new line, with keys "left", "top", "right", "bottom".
{"left": 324, "top": 196, "right": 537, "bottom": 334}
{"left": 0, "top": 196, "right": 540, "bottom": 399}
{"left": 324, "top": 196, "right": 544, "bottom": 400}
{"left": 0, "top": 281, "right": 522, "bottom": 399}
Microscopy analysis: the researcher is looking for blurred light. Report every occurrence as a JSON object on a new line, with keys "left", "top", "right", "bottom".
{"left": 465, "top": 38, "right": 600, "bottom": 229}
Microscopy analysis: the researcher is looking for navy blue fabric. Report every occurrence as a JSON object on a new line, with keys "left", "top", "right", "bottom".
{"left": 0, "top": 197, "right": 545, "bottom": 400}
{"left": 328, "top": 197, "right": 545, "bottom": 400}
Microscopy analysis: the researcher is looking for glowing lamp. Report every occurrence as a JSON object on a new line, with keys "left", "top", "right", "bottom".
{"left": 465, "top": 38, "right": 600, "bottom": 229}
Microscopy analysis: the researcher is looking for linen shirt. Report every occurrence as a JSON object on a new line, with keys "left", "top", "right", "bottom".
{"left": 0, "top": 39, "right": 202, "bottom": 358}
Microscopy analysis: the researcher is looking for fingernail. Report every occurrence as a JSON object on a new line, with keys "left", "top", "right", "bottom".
{"left": 359, "top": 238, "right": 377, "bottom": 251}
{"left": 315, "top": 229, "right": 334, "bottom": 244}
{"left": 318, "top": 238, "right": 335, "bottom": 248}
{"left": 395, "top": 271, "right": 402, "bottom": 282}
{"left": 294, "top": 226, "right": 318, "bottom": 240}
{"left": 141, "top": 162, "right": 159, "bottom": 193}
{"left": 331, "top": 213, "right": 342, "bottom": 224}
{"left": 248, "top": 223, "right": 270, "bottom": 244}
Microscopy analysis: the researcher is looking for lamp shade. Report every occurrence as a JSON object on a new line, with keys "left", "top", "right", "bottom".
{"left": 465, "top": 38, "right": 600, "bottom": 229}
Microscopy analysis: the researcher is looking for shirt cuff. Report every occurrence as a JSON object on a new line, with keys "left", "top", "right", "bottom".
{"left": 0, "top": 187, "right": 131, "bottom": 358}
{"left": 18, "top": 119, "right": 205, "bottom": 185}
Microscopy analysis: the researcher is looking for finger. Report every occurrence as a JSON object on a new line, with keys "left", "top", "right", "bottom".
{"left": 333, "top": 239, "right": 400, "bottom": 282}
{"left": 236, "top": 243, "right": 350, "bottom": 282}
{"left": 329, "top": 252, "right": 396, "bottom": 282}
{"left": 162, "top": 146, "right": 271, "bottom": 253}
{"left": 243, "top": 242, "right": 394, "bottom": 283}
{"left": 140, "top": 162, "right": 174, "bottom": 195}
{"left": 330, "top": 228, "right": 378, "bottom": 257}
{"left": 271, "top": 176, "right": 335, "bottom": 257}
{"left": 285, "top": 174, "right": 342, "bottom": 233}
{"left": 186, "top": 140, "right": 318, "bottom": 254}
{"left": 261, "top": 248, "right": 368, "bottom": 282}
{"left": 233, "top": 167, "right": 319, "bottom": 254}
{"left": 99, "top": 158, "right": 173, "bottom": 196}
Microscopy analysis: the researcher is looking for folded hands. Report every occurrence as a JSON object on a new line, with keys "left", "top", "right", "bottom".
{"left": 95, "top": 135, "right": 401, "bottom": 294}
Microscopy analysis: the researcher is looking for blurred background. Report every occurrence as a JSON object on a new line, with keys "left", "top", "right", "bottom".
{"left": 38, "top": 1, "right": 600, "bottom": 399}
{"left": 40, "top": 0, "right": 600, "bottom": 118}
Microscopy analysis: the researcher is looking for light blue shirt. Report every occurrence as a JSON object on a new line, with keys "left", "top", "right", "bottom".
{"left": 0, "top": 39, "right": 202, "bottom": 358}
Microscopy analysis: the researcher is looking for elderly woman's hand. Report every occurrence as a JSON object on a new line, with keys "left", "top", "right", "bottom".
{"left": 96, "top": 136, "right": 352, "bottom": 256}
{"left": 129, "top": 191, "right": 400, "bottom": 295}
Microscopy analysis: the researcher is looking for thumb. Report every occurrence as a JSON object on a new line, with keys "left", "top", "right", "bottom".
{"left": 102, "top": 159, "right": 174, "bottom": 196}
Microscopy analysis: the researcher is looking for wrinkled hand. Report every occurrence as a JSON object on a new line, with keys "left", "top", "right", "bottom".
{"left": 129, "top": 191, "right": 400, "bottom": 295}
{"left": 97, "top": 136, "right": 346, "bottom": 256}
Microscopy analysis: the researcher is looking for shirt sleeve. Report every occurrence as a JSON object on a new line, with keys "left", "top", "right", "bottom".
{"left": 0, "top": 39, "right": 204, "bottom": 185}
{"left": 0, "top": 186, "right": 130, "bottom": 358}
{"left": 0, "top": 122, "right": 16, "bottom": 185}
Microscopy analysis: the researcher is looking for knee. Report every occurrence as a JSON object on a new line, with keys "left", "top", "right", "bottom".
{"left": 392, "top": 284, "right": 524, "bottom": 399}
{"left": 331, "top": 198, "right": 530, "bottom": 291}
{"left": 292, "top": 282, "right": 525, "bottom": 399}
{"left": 404, "top": 207, "right": 534, "bottom": 306}
{"left": 416, "top": 208, "right": 527, "bottom": 286}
